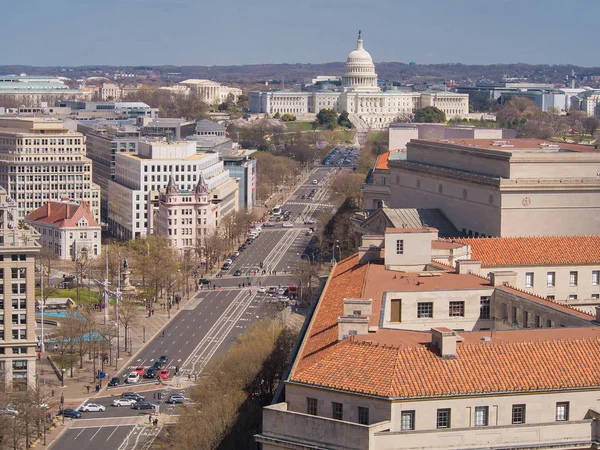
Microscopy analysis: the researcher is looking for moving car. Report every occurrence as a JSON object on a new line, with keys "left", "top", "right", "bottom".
{"left": 305, "top": 229, "right": 313, "bottom": 236}
{"left": 121, "top": 392, "right": 145, "bottom": 401}
{"left": 58, "top": 409, "right": 82, "bottom": 419}
{"left": 282, "top": 222, "right": 294, "bottom": 228}
{"left": 258, "top": 287, "right": 266, "bottom": 293}
{"left": 263, "top": 222, "right": 274, "bottom": 227}
{"left": 126, "top": 372, "right": 140, "bottom": 384}
{"left": 152, "top": 360, "right": 162, "bottom": 369}
{"left": 107, "top": 377, "right": 120, "bottom": 387}
{"left": 134, "top": 366, "right": 145, "bottom": 376}
{"left": 158, "top": 369, "right": 170, "bottom": 380}
{"left": 233, "top": 270, "right": 242, "bottom": 276}
{"left": 132, "top": 402, "right": 157, "bottom": 410}
{"left": 112, "top": 398, "right": 137, "bottom": 407}
{"left": 303, "top": 219, "right": 315, "bottom": 224}
{"left": 159, "top": 355, "right": 169, "bottom": 365}
{"left": 199, "top": 278, "right": 210, "bottom": 285}
{"left": 80, "top": 403, "right": 105, "bottom": 412}
{"left": 143, "top": 368, "right": 157, "bottom": 379}
{"left": 221, "top": 262, "right": 231, "bottom": 270}
{"left": 312, "top": 179, "right": 318, "bottom": 184}
{"left": 268, "top": 287, "right": 278, "bottom": 294}
{"left": 166, "top": 394, "right": 188, "bottom": 404}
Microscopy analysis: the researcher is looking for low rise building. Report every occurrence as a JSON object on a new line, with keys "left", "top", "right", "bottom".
{"left": 257, "top": 227, "right": 600, "bottom": 450}
{"left": 0, "top": 75, "right": 91, "bottom": 105}
{"left": 178, "top": 79, "right": 242, "bottom": 105}
{"left": 25, "top": 199, "right": 101, "bottom": 260}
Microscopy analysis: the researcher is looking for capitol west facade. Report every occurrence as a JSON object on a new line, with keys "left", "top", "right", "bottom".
{"left": 249, "top": 33, "right": 469, "bottom": 129}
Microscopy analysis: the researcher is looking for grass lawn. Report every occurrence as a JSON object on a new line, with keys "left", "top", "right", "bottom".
{"left": 285, "top": 121, "right": 313, "bottom": 132}
{"left": 342, "top": 130, "right": 356, "bottom": 142}
{"left": 36, "top": 287, "right": 102, "bottom": 305}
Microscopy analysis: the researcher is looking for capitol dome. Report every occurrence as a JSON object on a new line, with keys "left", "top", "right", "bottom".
{"left": 342, "top": 31, "right": 379, "bottom": 92}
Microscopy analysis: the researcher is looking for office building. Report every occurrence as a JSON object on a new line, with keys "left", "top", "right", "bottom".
{"left": 221, "top": 149, "right": 256, "bottom": 212}
{"left": 0, "top": 118, "right": 100, "bottom": 222}
{"left": 25, "top": 200, "right": 101, "bottom": 261}
{"left": 0, "top": 75, "right": 91, "bottom": 105}
{"left": 257, "top": 227, "right": 600, "bottom": 450}
{"left": 0, "top": 187, "right": 40, "bottom": 390}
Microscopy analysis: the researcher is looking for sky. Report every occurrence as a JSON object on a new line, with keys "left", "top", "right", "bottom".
{"left": 1, "top": 0, "right": 598, "bottom": 67}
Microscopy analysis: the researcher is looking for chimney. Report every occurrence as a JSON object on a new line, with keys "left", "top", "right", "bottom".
{"left": 47, "top": 202, "right": 51, "bottom": 216}
{"left": 431, "top": 327, "right": 457, "bottom": 359}
{"left": 595, "top": 306, "right": 600, "bottom": 323}
{"left": 489, "top": 270, "right": 517, "bottom": 287}
{"left": 456, "top": 259, "right": 481, "bottom": 275}
{"left": 343, "top": 298, "right": 372, "bottom": 317}
{"left": 337, "top": 316, "right": 369, "bottom": 341}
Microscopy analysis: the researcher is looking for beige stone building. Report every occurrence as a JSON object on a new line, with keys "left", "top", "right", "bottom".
{"left": 0, "top": 187, "right": 40, "bottom": 390}
{"left": 0, "top": 118, "right": 101, "bottom": 222}
{"left": 257, "top": 227, "right": 600, "bottom": 449}
{"left": 362, "top": 138, "right": 600, "bottom": 237}
{"left": 176, "top": 79, "right": 242, "bottom": 105}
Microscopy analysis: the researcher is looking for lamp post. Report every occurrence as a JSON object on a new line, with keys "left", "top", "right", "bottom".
{"left": 60, "top": 368, "right": 66, "bottom": 387}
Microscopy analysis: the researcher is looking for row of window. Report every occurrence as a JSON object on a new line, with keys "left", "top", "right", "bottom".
{"left": 504, "top": 304, "right": 556, "bottom": 328}
{"left": 0, "top": 300, "right": 27, "bottom": 310}
{"left": 534, "top": 271, "right": 600, "bottom": 288}
{"left": 390, "top": 297, "right": 491, "bottom": 321}
{"left": 0, "top": 329, "right": 28, "bottom": 340}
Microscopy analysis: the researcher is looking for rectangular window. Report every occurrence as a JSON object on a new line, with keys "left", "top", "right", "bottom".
{"left": 512, "top": 307, "right": 518, "bottom": 324}
{"left": 512, "top": 404, "right": 526, "bottom": 424}
{"left": 474, "top": 406, "right": 488, "bottom": 426}
{"left": 449, "top": 301, "right": 464, "bottom": 317}
{"left": 400, "top": 410, "right": 415, "bottom": 431}
{"left": 547, "top": 319, "right": 552, "bottom": 327}
{"left": 525, "top": 272, "right": 534, "bottom": 288}
{"left": 593, "top": 271, "right": 599, "bottom": 286}
{"left": 547, "top": 272, "right": 555, "bottom": 287}
{"left": 569, "top": 295, "right": 577, "bottom": 300}
{"left": 535, "top": 315, "right": 542, "bottom": 328}
{"left": 417, "top": 302, "right": 433, "bottom": 318}
{"left": 479, "top": 296, "right": 490, "bottom": 320}
{"left": 436, "top": 408, "right": 451, "bottom": 429}
{"left": 547, "top": 295, "right": 555, "bottom": 300}
{"left": 593, "top": 294, "right": 600, "bottom": 300}
{"left": 358, "top": 406, "right": 369, "bottom": 425}
{"left": 396, "top": 239, "right": 403, "bottom": 255}
{"left": 569, "top": 271, "right": 578, "bottom": 286}
{"left": 523, "top": 311, "right": 529, "bottom": 328}
{"left": 306, "top": 397, "right": 317, "bottom": 416}
{"left": 556, "top": 402, "right": 569, "bottom": 421}
{"left": 332, "top": 402, "right": 343, "bottom": 420}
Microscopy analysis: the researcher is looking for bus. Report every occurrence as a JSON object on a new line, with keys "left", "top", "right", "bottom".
{"left": 272, "top": 205, "right": 282, "bottom": 216}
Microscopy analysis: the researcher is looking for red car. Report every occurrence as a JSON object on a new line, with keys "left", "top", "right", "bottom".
{"left": 134, "top": 366, "right": 145, "bottom": 376}
{"left": 158, "top": 369, "right": 170, "bottom": 380}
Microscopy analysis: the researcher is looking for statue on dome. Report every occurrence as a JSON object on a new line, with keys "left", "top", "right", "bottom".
{"left": 358, "top": 30, "right": 362, "bottom": 40}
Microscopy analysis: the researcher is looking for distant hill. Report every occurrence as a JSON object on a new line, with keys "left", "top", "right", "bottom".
{"left": 1, "top": 62, "right": 599, "bottom": 87}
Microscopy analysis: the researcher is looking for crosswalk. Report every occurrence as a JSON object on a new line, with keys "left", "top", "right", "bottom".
{"left": 286, "top": 201, "right": 331, "bottom": 207}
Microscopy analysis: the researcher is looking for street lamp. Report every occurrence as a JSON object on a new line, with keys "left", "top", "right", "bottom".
{"left": 61, "top": 368, "right": 66, "bottom": 387}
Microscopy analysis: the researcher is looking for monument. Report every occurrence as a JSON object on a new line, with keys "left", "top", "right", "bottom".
{"left": 121, "top": 257, "right": 136, "bottom": 293}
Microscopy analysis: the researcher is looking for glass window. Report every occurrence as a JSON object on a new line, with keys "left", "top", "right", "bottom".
{"left": 512, "top": 404, "right": 526, "bottom": 424}
{"left": 436, "top": 408, "right": 451, "bottom": 429}
{"left": 556, "top": 402, "right": 569, "bottom": 421}
{"left": 332, "top": 402, "right": 343, "bottom": 420}
{"left": 512, "top": 307, "right": 517, "bottom": 324}
{"left": 449, "top": 301, "right": 464, "bottom": 317}
{"left": 535, "top": 315, "right": 542, "bottom": 328}
{"left": 401, "top": 410, "right": 415, "bottom": 431}
{"left": 358, "top": 406, "right": 369, "bottom": 425}
{"left": 417, "top": 302, "right": 433, "bottom": 318}
{"left": 525, "top": 272, "right": 534, "bottom": 288}
{"left": 474, "top": 406, "right": 488, "bottom": 426}
{"left": 569, "top": 271, "right": 578, "bottom": 286}
{"left": 479, "top": 296, "right": 490, "bottom": 320}
{"left": 593, "top": 271, "right": 599, "bottom": 286}
{"left": 396, "top": 240, "right": 403, "bottom": 254}
{"left": 306, "top": 397, "right": 317, "bottom": 416}
{"left": 547, "top": 272, "right": 555, "bottom": 287}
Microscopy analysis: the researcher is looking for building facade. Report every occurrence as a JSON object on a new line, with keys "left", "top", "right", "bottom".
{"left": 250, "top": 33, "right": 469, "bottom": 128}
{"left": 177, "top": 79, "right": 242, "bottom": 105}
{"left": 222, "top": 149, "right": 256, "bottom": 212}
{"left": 153, "top": 176, "right": 217, "bottom": 252}
{"left": 107, "top": 140, "right": 238, "bottom": 240}
{"left": 257, "top": 227, "right": 600, "bottom": 450}
{"left": 362, "top": 138, "right": 600, "bottom": 237}
{"left": 0, "top": 118, "right": 101, "bottom": 222}
{"left": 25, "top": 200, "right": 101, "bottom": 261}
{"left": 0, "top": 75, "right": 91, "bottom": 105}
{"left": 0, "top": 187, "right": 40, "bottom": 390}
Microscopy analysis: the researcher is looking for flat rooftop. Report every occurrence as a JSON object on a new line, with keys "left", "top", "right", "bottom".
{"left": 420, "top": 138, "right": 598, "bottom": 153}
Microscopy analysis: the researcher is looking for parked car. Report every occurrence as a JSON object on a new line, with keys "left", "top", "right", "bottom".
{"left": 126, "top": 372, "right": 140, "bottom": 384}
{"left": 303, "top": 219, "right": 315, "bottom": 224}
{"left": 158, "top": 369, "right": 170, "bottom": 380}
{"left": 0, "top": 408, "right": 18, "bottom": 415}
{"left": 58, "top": 409, "right": 82, "bottom": 419}
{"left": 199, "top": 278, "right": 210, "bottom": 285}
{"left": 305, "top": 229, "right": 313, "bottom": 236}
{"left": 312, "top": 179, "right": 318, "bottom": 184}
{"left": 132, "top": 402, "right": 156, "bottom": 410}
{"left": 166, "top": 394, "right": 188, "bottom": 404}
{"left": 233, "top": 270, "right": 242, "bottom": 276}
{"left": 121, "top": 392, "right": 145, "bottom": 402}
{"left": 112, "top": 398, "right": 137, "bottom": 407}
{"left": 268, "top": 287, "right": 278, "bottom": 294}
{"left": 221, "top": 262, "right": 231, "bottom": 270}
{"left": 263, "top": 222, "right": 274, "bottom": 227}
{"left": 80, "top": 403, "right": 105, "bottom": 412}
{"left": 134, "top": 366, "right": 145, "bottom": 376}
{"left": 107, "top": 377, "right": 120, "bottom": 387}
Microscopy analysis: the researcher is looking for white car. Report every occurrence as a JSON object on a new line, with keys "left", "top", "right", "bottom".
{"left": 80, "top": 403, "right": 105, "bottom": 412}
{"left": 258, "top": 287, "right": 266, "bottom": 293}
{"left": 282, "top": 222, "right": 294, "bottom": 228}
{"left": 112, "top": 398, "right": 137, "bottom": 407}
{"left": 126, "top": 372, "right": 140, "bottom": 384}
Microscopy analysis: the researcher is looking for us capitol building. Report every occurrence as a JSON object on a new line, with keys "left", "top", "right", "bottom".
{"left": 249, "top": 32, "right": 469, "bottom": 129}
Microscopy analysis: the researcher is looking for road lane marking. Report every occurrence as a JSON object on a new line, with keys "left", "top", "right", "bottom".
{"left": 90, "top": 428, "right": 102, "bottom": 440}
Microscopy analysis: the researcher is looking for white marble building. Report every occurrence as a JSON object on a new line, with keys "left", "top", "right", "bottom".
{"left": 250, "top": 32, "right": 469, "bottom": 129}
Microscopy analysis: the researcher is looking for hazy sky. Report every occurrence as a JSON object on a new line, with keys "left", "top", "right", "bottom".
{"left": 1, "top": 0, "right": 598, "bottom": 67}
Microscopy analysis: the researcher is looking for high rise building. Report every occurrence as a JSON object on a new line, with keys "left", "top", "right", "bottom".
{"left": 0, "top": 118, "right": 101, "bottom": 222}
{"left": 0, "top": 187, "right": 40, "bottom": 390}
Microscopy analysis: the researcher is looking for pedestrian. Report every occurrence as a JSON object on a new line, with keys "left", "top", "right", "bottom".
{"left": 153, "top": 418, "right": 158, "bottom": 427}
{"left": 188, "top": 373, "right": 191, "bottom": 381}
{"left": 148, "top": 414, "right": 152, "bottom": 424}
{"left": 51, "top": 389, "right": 54, "bottom": 398}
{"left": 194, "top": 374, "right": 197, "bottom": 382}
{"left": 86, "top": 385, "right": 90, "bottom": 394}
{"left": 175, "top": 365, "right": 179, "bottom": 373}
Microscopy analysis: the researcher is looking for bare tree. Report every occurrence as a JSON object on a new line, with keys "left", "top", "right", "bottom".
{"left": 117, "top": 301, "right": 137, "bottom": 354}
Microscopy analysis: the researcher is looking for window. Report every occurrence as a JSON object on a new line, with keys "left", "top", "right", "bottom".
{"left": 568, "top": 295, "right": 577, "bottom": 300}
{"left": 512, "top": 307, "right": 517, "bottom": 324}
{"left": 474, "top": 406, "right": 488, "bottom": 426}
{"left": 546, "top": 319, "right": 552, "bottom": 327}
{"left": 390, "top": 299, "right": 401, "bottom": 322}
{"left": 556, "top": 402, "right": 569, "bottom": 421}
{"left": 525, "top": 272, "right": 534, "bottom": 288}
{"left": 547, "top": 272, "right": 555, "bottom": 287}
{"left": 417, "top": 302, "right": 433, "bottom": 318}
{"left": 449, "top": 301, "right": 464, "bottom": 317}
{"left": 306, "top": 397, "right": 317, "bottom": 416}
{"left": 332, "top": 402, "right": 343, "bottom": 420}
{"left": 436, "top": 409, "right": 451, "bottom": 429}
{"left": 358, "top": 406, "right": 369, "bottom": 425}
{"left": 547, "top": 295, "right": 555, "bottom": 300}
{"left": 569, "top": 271, "right": 578, "bottom": 286}
{"left": 593, "top": 271, "right": 599, "bottom": 286}
{"left": 535, "top": 315, "right": 542, "bottom": 328}
{"left": 523, "top": 311, "right": 529, "bottom": 328}
{"left": 401, "top": 410, "right": 415, "bottom": 431}
{"left": 512, "top": 404, "right": 526, "bottom": 424}
{"left": 479, "top": 296, "right": 490, "bottom": 320}
{"left": 396, "top": 239, "right": 403, "bottom": 255}
{"left": 593, "top": 294, "right": 600, "bottom": 300}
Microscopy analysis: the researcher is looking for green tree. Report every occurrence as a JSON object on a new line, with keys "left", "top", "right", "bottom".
{"left": 337, "top": 111, "right": 352, "bottom": 128}
{"left": 316, "top": 108, "right": 339, "bottom": 130}
{"left": 414, "top": 106, "right": 446, "bottom": 123}
{"left": 281, "top": 113, "right": 296, "bottom": 122}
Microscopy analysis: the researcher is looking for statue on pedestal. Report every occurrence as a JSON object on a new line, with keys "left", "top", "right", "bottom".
{"left": 121, "top": 257, "right": 136, "bottom": 293}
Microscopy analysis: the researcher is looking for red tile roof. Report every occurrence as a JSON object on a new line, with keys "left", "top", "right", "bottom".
{"left": 454, "top": 236, "right": 600, "bottom": 266}
{"left": 375, "top": 151, "right": 390, "bottom": 170}
{"left": 25, "top": 201, "right": 99, "bottom": 228}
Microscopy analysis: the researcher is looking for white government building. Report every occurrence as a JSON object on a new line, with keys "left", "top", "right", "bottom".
{"left": 250, "top": 32, "right": 469, "bottom": 129}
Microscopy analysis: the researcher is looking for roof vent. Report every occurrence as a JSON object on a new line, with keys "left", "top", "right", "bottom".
{"left": 481, "top": 336, "right": 492, "bottom": 342}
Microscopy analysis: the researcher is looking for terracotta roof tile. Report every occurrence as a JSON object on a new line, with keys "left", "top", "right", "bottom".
{"left": 454, "top": 236, "right": 600, "bottom": 266}
{"left": 25, "top": 201, "right": 99, "bottom": 228}
{"left": 375, "top": 151, "right": 390, "bottom": 170}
